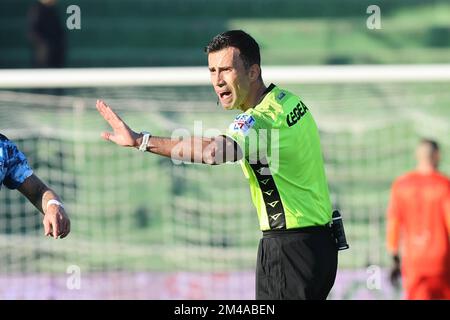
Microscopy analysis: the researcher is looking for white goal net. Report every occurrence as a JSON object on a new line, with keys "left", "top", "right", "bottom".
{"left": 0, "top": 65, "right": 449, "bottom": 299}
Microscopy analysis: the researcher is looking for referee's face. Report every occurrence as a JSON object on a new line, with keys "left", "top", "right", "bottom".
{"left": 208, "top": 47, "right": 252, "bottom": 110}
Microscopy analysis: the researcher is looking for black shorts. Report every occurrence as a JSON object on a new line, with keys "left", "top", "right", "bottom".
{"left": 256, "top": 225, "right": 338, "bottom": 300}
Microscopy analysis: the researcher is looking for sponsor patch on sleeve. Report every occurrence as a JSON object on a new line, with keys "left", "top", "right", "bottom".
{"left": 228, "top": 113, "right": 256, "bottom": 136}
{"left": 277, "top": 92, "right": 286, "bottom": 100}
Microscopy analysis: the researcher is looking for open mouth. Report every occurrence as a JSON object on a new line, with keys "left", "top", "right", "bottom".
{"left": 219, "top": 91, "right": 232, "bottom": 99}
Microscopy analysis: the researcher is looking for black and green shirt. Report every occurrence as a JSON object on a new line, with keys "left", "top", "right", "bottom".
{"left": 224, "top": 84, "right": 332, "bottom": 231}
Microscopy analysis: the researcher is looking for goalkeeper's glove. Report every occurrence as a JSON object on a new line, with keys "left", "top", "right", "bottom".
{"left": 389, "top": 254, "right": 401, "bottom": 288}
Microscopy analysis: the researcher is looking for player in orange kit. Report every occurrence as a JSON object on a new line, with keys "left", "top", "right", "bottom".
{"left": 386, "top": 139, "right": 450, "bottom": 300}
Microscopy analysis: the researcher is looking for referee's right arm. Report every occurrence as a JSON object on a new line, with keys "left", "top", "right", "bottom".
{"left": 96, "top": 99, "right": 242, "bottom": 164}
{"left": 136, "top": 135, "right": 242, "bottom": 165}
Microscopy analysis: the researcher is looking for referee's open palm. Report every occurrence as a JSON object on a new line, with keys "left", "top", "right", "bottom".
{"left": 96, "top": 100, "right": 139, "bottom": 147}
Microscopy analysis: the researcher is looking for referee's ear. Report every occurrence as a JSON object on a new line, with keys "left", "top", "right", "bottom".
{"left": 248, "top": 64, "right": 261, "bottom": 82}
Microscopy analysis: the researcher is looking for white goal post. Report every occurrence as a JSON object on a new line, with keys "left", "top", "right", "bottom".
{"left": 1, "top": 64, "right": 450, "bottom": 88}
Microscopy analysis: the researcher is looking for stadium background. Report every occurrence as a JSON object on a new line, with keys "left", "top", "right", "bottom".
{"left": 0, "top": 0, "right": 449, "bottom": 299}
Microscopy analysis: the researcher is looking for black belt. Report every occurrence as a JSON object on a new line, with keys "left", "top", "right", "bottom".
{"left": 262, "top": 224, "right": 331, "bottom": 238}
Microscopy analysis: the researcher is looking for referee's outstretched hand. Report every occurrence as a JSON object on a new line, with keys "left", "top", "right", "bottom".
{"left": 96, "top": 100, "right": 140, "bottom": 147}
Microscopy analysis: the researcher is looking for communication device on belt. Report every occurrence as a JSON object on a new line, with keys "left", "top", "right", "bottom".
{"left": 331, "top": 210, "right": 349, "bottom": 250}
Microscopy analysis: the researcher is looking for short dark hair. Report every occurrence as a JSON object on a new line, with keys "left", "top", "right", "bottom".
{"left": 420, "top": 138, "right": 440, "bottom": 152}
{"left": 204, "top": 30, "right": 261, "bottom": 69}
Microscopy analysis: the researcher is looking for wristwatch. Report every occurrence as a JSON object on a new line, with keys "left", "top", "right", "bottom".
{"left": 138, "top": 131, "right": 151, "bottom": 152}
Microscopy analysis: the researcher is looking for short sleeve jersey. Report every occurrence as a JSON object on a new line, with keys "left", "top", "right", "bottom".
{"left": 0, "top": 134, "right": 33, "bottom": 190}
{"left": 224, "top": 84, "right": 332, "bottom": 231}
{"left": 387, "top": 171, "right": 450, "bottom": 276}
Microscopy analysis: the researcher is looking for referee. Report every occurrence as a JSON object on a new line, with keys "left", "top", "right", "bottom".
{"left": 96, "top": 30, "right": 338, "bottom": 300}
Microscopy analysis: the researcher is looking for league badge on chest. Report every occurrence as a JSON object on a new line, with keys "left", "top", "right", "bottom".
{"left": 229, "top": 113, "right": 256, "bottom": 136}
